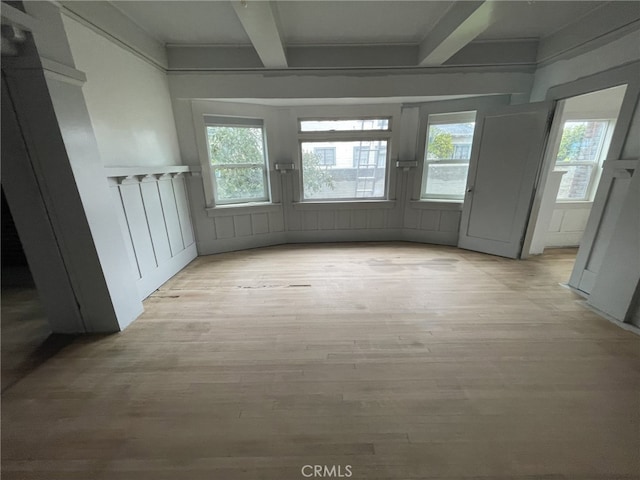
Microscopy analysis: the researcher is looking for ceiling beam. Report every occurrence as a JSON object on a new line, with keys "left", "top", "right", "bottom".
{"left": 537, "top": 2, "right": 640, "bottom": 64}
{"left": 418, "top": 0, "right": 497, "bottom": 67}
{"left": 231, "top": 0, "right": 287, "bottom": 69}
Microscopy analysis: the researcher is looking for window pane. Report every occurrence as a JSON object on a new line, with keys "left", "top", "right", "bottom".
{"left": 555, "top": 121, "right": 608, "bottom": 163}
{"left": 300, "top": 119, "right": 389, "bottom": 132}
{"left": 426, "top": 123, "right": 475, "bottom": 160}
{"left": 213, "top": 166, "right": 267, "bottom": 202}
{"left": 353, "top": 145, "right": 387, "bottom": 168}
{"left": 554, "top": 120, "right": 608, "bottom": 201}
{"left": 301, "top": 140, "right": 387, "bottom": 200}
{"left": 313, "top": 147, "right": 336, "bottom": 166}
{"left": 424, "top": 163, "right": 469, "bottom": 198}
{"left": 207, "top": 126, "right": 265, "bottom": 165}
{"left": 422, "top": 118, "right": 475, "bottom": 200}
{"left": 206, "top": 125, "right": 268, "bottom": 203}
{"left": 555, "top": 164, "right": 594, "bottom": 201}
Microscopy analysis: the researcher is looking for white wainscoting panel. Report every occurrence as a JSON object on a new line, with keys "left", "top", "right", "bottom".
{"left": 186, "top": 167, "right": 467, "bottom": 254}
{"left": 109, "top": 183, "right": 141, "bottom": 280}
{"left": 188, "top": 173, "right": 288, "bottom": 254}
{"left": 157, "top": 175, "right": 185, "bottom": 255}
{"left": 108, "top": 170, "right": 197, "bottom": 300}
{"left": 403, "top": 201, "right": 462, "bottom": 245}
{"left": 269, "top": 211, "right": 284, "bottom": 232}
{"left": 252, "top": 213, "right": 269, "bottom": 234}
{"left": 140, "top": 178, "right": 172, "bottom": 264}
{"left": 545, "top": 203, "right": 593, "bottom": 247}
{"left": 234, "top": 215, "right": 253, "bottom": 237}
{"left": 119, "top": 179, "right": 158, "bottom": 278}
{"left": 173, "top": 175, "right": 195, "bottom": 247}
{"left": 285, "top": 201, "right": 403, "bottom": 243}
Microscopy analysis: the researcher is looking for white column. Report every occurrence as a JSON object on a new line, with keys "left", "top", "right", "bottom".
{"left": 2, "top": 2, "right": 143, "bottom": 332}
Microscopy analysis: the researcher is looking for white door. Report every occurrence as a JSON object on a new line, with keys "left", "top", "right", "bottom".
{"left": 458, "top": 102, "right": 554, "bottom": 258}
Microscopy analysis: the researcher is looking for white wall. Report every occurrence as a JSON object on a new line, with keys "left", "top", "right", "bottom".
{"left": 621, "top": 97, "right": 640, "bottom": 160}
{"left": 60, "top": 14, "right": 196, "bottom": 303}
{"left": 62, "top": 16, "right": 181, "bottom": 167}
{"left": 546, "top": 204, "right": 592, "bottom": 248}
{"left": 530, "top": 30, "right": 640, "bottom": 102}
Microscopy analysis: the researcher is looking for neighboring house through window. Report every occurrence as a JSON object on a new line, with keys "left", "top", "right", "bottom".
{"left": 352, "top": 145, "right": 387, "bottom": 168}
{"left": 299, "top": 118, "right": 391, "bottom": 200}
{"left": 313, "top": 147, "right": 336, "bottom": 166}
{"left": 452, "top": 144, "right": 471, "bottom": 160}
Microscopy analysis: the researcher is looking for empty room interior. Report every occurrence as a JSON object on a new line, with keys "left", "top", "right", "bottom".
{"left": 2, "top": 1, "right": 640, "bottom": 478}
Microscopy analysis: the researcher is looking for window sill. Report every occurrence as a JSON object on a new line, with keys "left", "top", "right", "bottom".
{"left": 410, "top": 200, "right": 463, "bottom": 210}
{"left": 205, "top": 203, "right": 282, "bottom": 217}
{"left": 293, "top": 200, "right": 396, "bottom": 211}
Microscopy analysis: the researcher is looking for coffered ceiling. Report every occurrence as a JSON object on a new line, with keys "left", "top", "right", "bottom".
{"left": 62, "top": 1, "right": 639, "bottom": 70}
{"left": 111, "top": 1, "right": 608, "bottom": 46}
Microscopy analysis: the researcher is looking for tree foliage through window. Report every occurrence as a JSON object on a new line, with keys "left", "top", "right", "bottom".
{"left": 208, "top": 125, "right": 267, "bottom": 202}
{"left": 302, "top": 151, "right": 335, "bottom": 194}
{"left": 556, "top": 123, "right": 587, "bottom": 163}
{"left": 207, "top": 125, "right": 336, "bottom": 202}
{"left": 427, "top": 127, "right": 454, "bottom": 160}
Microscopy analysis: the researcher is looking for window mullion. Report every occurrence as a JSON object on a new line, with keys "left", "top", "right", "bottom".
{"left": 298, "top": 131, "right": 390, "bottom": 142}
{"left": 212, "top": 163, "right": 265, "bottom": 169}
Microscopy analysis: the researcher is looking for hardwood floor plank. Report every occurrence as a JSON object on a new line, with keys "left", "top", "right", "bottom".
{"left": 2, "top": 243, "right": 638, "bottom": 479}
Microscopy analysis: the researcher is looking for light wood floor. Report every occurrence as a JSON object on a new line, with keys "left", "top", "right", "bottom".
{"left": 2, "top": 243, "right": 639, "bottom": 479}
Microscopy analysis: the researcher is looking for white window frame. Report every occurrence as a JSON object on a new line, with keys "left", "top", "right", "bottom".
{"left": 554, "top": 118, "right": 616, "bottom": 203}
{"left": 298, "top": 117, "right": 392, "bottom": 201}
{"left": 191, "top": 101, "right": 276, "bottom": 209}
{"left": 412, "top": 96, "right": 512, "bottom": 205}
{"left": 204, "top": 116, "right": 270, "bottom": 205}
{"left": 420, "top": 111, "right": 477, "bottom": 202}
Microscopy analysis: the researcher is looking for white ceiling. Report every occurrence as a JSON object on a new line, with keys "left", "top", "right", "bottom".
{"left": 111, "top": 0, "right": 610, "bottom": 47}
{"left": 111, "top": 1, "right": 251, "bottom": 45}
{"left": 476, "top": 1, "right": 607, "bottom": 40}
{"left": 274, "top": 1, "right": 451, "bottom": 45}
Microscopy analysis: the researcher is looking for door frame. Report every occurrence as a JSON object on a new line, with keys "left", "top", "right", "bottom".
{"left": 545, "top": 62, "right": 640, "bottom": 163}
{"left": 521, "top": 61, "right": 640, "bottom": 260}
{"left": 520, "top": 99, "right": 566, "bottom": 258}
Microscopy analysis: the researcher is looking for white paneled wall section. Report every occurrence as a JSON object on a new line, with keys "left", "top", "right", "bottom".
{"left": 546, "top": 203, "right": 592, "bottom": 247}
{"left": 188, "top": 177, "right": 287, "bottom": 254}
{"left": 107, "top": 167, "right": 197, "bottom": 299}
